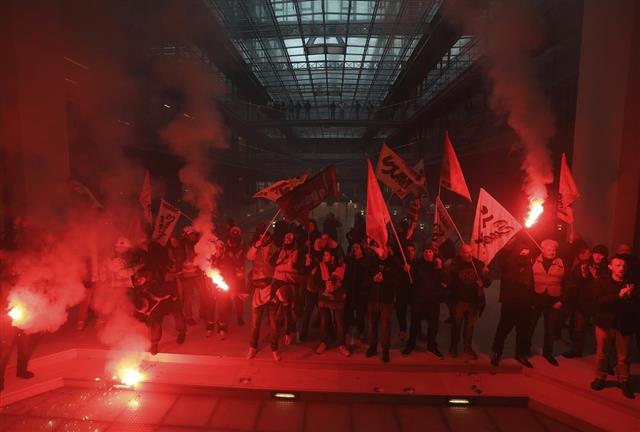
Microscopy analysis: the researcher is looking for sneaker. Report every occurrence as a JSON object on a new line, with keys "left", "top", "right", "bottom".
{"left": 218, "top": 330, "right": 227, "bottom": 340}
{"left": 562, "top": 350, "right": 582, "bottom": 359}
{"left": 428, "top": 347, "right": 444, "bottom": 358}
{"left": 365, "top": 345, "right": 378, "bottom": 358}
{"left": 272, "top": 350, "right": 282, "bottom": 362}
{"left": 338, "top": 345, "right": 351, "bottom": 357}
{"left": 246, "top": 347, "right": 257, "bottom": 360}
{"left": 149, "top": 343, "right": 159, "bottom": 356}
{"left": 284, "top": 335, "right": 293, "bottom": 345}
{"left": 619, "top": 382, "right": 635, "bottom": 399}
{"left": 315, "top": 342, "right": 327, "bottom": 354}
{"left": 464, "top": 348, "right": 478, "bottom": 360}
{"left": 590, "top": 378, "right": 606, "bottom": 391}
{"left": 543, "top": 354, "right": 559, "bottom": 366}
{"left": 515, "top": 355, "right": 534, "bottom": 368}
{"left": 205, "top": 330, "right": 213, "bottom": 338}
{"left": 176, "top": 332, "right": 186, "bottom": 344}
{"left": 16, "top": 370, "right": 34, "bottom": 379}
{"left": 382, "top": 349, "right": 390, "bottom": 363}
{"left": 401, "top": 344, "right": 415, "bottom": 356}
{"left": 491, "top": 353, "right": 501, "bottom": 367}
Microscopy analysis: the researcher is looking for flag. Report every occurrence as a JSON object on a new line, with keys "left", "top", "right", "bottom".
{"left": 139, "top": 171, "right": 153, "bottom": 224}
{"left": 375, "top": 143, "right": 425, "bottom": 199}
{"left": 67, "top": 179, "right": 103, "bottom": 209}
{"left": 366, "top": 160, "right": 392, "bottom": 253}
{"left": 410, "top": 159, "right": 427, "bottom": 196}
{"left": 557, "top": 153, "right": 579, "bottom": 224}
{"left": 432, "top": 196, "right": 457, "bottom": 248}
{"left": 470, "top": 188, "right": 523, "bottom": 264}
{"left": 440, "top": 131, "right": 471, "bottom": 201}
{"left": 152, "top": 199, "right": 181, "bottom": 246}
{"left": 253, "top": 173, "right": 309, "bottom": 201}
{"left": 277, "top": 165, "right": 338, "bottom": 222}
{"left": 407, "top": 195, "right": 421, "bottom": 225}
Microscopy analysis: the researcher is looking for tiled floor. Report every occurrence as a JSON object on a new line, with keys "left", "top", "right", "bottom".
{"left": 0, "top": 386, "right": 579, "bottom": 432}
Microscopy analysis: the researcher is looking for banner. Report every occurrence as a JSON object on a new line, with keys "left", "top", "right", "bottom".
{"left": 139, "top": 171, "right": 153, "bottom": 224}
{"left": 277, "top": 165, "right": 338, "bottom": 222}
{"left": 433, "top": 196, "right": 457, "bottom": 248}
{"left": 440, "top": 131, "right": 471, "bottom": 201}
{"left": 375, "top": 143, "right": 425, "bottom": 199}
{"left": 253, "top": 173, "right": 308, "bottom": 201}
{"left": 407, "top": 195, "right": 421, "bottom": 225}
{"left": 470, "top": 188, "right": 523, "bottom": 264}
{"left": 152, "top": 199, "right": 181, "bottom": 246}
{"left": 557, "top": 153, "right": 579, "bottom": 224}
{"left": 366, "top": 160, "right": 392, "bottom": 253}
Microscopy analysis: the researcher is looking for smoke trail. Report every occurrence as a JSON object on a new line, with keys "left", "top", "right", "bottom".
{"left": 444, "top": 0, "right": 555, "bottom": 201}
{"left": 156, "top": 59, "right": 229, "bottom": 268}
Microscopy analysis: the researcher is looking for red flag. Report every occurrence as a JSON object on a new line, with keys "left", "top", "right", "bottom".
{"left": 139, "top": 171, "right": 153, "bottom": 225}
{"left": 557, "top": 153, "right": 579, "bottom": 223}
{"left": 277, "top": 165, "right": 338, "bottom": 222}
{"left": 470, "top": 188, "right": 523, "bottom": 264}
{"left": 407, "top": 196, "right": 421, "bottom": 225}
{"left": 366, "top": 160, "right": 392, "bottom": 253}
{"left": 440, "top": 131, "right": 471, "bottom": 201}
{"left": 253, "top": 173, "right": 309, "bottom": 201}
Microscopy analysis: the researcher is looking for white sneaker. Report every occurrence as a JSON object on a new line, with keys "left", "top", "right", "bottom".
{"left": 205, "top": 330, "right": 213, "bottom": 338}
{"left": 218, "top": 330, "right": 227, "bottom": 340}
{"left": 284, "top": 335, "right": 293, "bottom": 345}
{"left": 272, "top": 351, "right": 282, "bottom": 361}
{"left": 246, "top": 347, "right": 257, "bottom": 360}
{"left": 315, "top": 342, "right": 327, "bottom": 354}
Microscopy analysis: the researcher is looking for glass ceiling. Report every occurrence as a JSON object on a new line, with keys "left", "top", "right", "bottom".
{"left": 206, "top": 0, "right": 443, "bottom": 137}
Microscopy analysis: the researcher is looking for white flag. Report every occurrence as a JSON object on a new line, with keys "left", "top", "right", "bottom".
{"left": 470, "top": 188, "right": 523, "bottom": 264}
{"left": 253, "top": 174, "right": 308, "bottom": 201}
{"left": 433, "top": 196, "right": 457, "bottom": 248}
{"left": 152, "top": 199, "right": 181, "bottom": 246}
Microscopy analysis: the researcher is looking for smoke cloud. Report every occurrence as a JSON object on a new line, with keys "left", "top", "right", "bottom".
{"left": 444, "top": 0, "right": 555, "bottom": 201}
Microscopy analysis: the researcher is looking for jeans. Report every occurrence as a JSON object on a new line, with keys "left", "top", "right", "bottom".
{"left": 595, "top": 326, "right": 630, "bottom": 382}
{"left": 451, "top": 301, "right": 479, "bottom": 352}
{"left": 250, "top": 302, "right": 278, "bottom": 351}
{"left": 367, "top": 302, "right": 393, "bottom": 350}
{"left": 300, "top": 291, "right": 318, "bottom": 339}
{"left": 408, "top": 301, "right": 440, "bottom": 349}
{"left": 149, "top": 308, "right": 186, "bottom": 344}
{"left": 492, "top": 303, "right": 532, "bottom": 356}
{"left": 320, "top": 307, "right": 345, "bottom": 346}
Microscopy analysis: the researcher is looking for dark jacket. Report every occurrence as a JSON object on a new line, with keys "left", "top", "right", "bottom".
{"left": 367, "top": 255, "right": 399, "bottom": 305}
{"left": 343, "top": 255, "right": 369, "bottom": 304}
{"left": 447, "top": 257, "right": 491, "bottom": 304}
{"left": 410, "top": 259, "right": 442, "bottom": 303}
{"left": 592, "top": 275, "right": 637, "bottom": 335}
{"left": 499, "top": 253, "right": 534, "bottom": 305}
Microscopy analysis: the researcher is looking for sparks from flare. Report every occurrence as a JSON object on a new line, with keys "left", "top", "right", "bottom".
{"left": 525, "top": 197, "right": 545, "bottom": 228}
{"left": 115, "top": 366, "right": 145, "bottom": 387}
{"left": 207, "top": 268, "right": 229, "bottom": 291}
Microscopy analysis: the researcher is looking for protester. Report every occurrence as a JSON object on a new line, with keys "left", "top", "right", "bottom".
{"left": 531, "top": 239, "right": 567, "bottom": 366}
{"left": 343, "top": 242, "right": 370, "bottom": 344}
{"left": 403, "top": 245, "right": 444, "bottom": 357}
{"left": 491, "top": 242, "right": 534, "bottom": 368}
{"left": 590, "top": 256, "right": 636, "bottom": 399}
{"left": 446, "top": 244, "right": 492, "bottom": 359}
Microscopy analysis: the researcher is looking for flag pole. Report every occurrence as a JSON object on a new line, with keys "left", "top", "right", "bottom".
{"left": 259, "top": 208, "right": 281, "bottom": 243}
{"left": 524, "top": 228, "right": 543, "bottom": 252}
{"left": 388, "top": 219, "right": 413, "bottom": 284}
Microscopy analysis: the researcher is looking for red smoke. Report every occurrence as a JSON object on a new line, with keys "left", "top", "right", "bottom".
{"left": 444, "top": 0, "right": 555, "bottom": 202}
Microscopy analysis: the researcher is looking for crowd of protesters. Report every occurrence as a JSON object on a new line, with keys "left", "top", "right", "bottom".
{"left": 1, "top": 212, "right": 639, "bottom": 400}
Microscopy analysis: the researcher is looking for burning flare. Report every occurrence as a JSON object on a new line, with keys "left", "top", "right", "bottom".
{"left": 206, "top": 268, "right": 229, "bottom": 291}
{"left": 525, "top": 197, "right": 545, "bottom": 228}
{"left": 114, "top": 362, "right": 145, "bottom": 387}
{"left": 8, "top": 304, "right": 25, "bottom": 325}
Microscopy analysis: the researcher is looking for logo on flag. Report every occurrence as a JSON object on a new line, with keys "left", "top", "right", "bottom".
{"left": 557, "top": 153, "right": 579, "bottom": 224}
{"left": 366, "top": 160, "right": 392, "bottom": 253}
{"left": 440, "top": 131, "right": 471, "bottom": 201}
{"left": 375, "top": 144, "right": 425, "bottom": 199}
{"left": 433, "top": 196, "right": 457, "bottom": 248}
{"left": 470, "top": 188, "right": 523, "bottom": 264}
{"left": 253, "top": 174, "right": 309, "bottom": 202}
{"left": 277, "top": 166, "right": 338, "bottom": 222}
{"left": 152, "top": 199, "right": 181, "bottom": 246}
